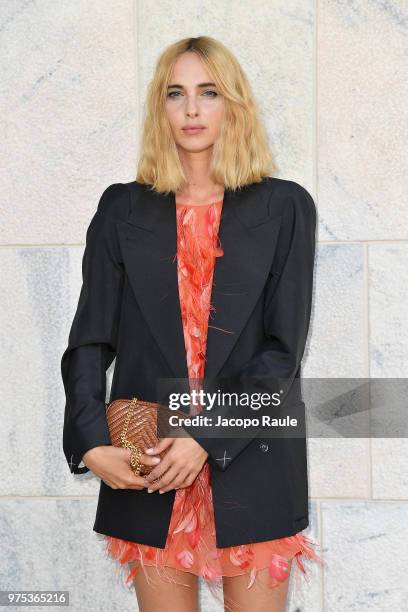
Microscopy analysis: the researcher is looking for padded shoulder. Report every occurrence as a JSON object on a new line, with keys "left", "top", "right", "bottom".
{"left": 96, "top": 182, "right": 131, "bottom": 221}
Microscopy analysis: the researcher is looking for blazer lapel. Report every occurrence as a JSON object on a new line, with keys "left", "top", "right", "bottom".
{"left": 116, "top": 182, "right": 282, "bottom": 382}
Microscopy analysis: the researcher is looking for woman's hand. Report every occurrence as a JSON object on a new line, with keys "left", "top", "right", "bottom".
{"left": 82, "top": 445, "right": 161, "bottom": 490}
{"left": 142, "top": 434, "right": 209, "bottom": 493}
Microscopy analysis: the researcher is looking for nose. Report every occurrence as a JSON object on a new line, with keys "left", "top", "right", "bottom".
{"left": 185, "top": 97, "right": 199, "bottom": 117}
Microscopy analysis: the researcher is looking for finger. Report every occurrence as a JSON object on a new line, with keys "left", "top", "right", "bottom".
{"left": 119, "top": 448, "right": 134, "bottom": 465}
{"left": 173, "top": 471, "right": 194, "bottom": 490}
{"left": 144, "top": 456, "right": 171, "bottom": 485}
{"left": 121, "top": 471, "right": 149, "bottom": 490}
{"left": 145, "top": 465, "right": 175, "bottom": 492}
{"left": 139, "top": 452, "right": 162, "bottom": 468}
{"left": 160, "top": 468, "right": 190, "bottom": 493}
{"left": 144, "top": 437, "right": 175, "bottom": 455}
{"left": 119, "top": 447, "right": 161, "bottom": 473}
{"left": 122, "top": 479, "right": 147, "bottom": 490}
{"left": 114, "top": 449, "right": 159, "bottom": 487}
{"left": 148, "top": 465, "right": 181, "bottom": 493}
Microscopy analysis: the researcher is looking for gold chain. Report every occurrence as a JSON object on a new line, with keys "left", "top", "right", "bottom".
{"left": 120, "top": 397, "right": 143, "bottom": 476}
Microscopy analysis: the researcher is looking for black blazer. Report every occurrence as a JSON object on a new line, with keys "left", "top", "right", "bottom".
{"left": 61, "top": 176, "right": 317, "bottom": 548}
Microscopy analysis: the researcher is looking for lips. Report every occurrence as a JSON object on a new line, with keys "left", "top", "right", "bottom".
{"left": 182, "top": 127, "right": 206, "bottom": 134}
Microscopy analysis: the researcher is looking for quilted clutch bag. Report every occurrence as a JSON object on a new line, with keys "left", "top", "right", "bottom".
{"left": 105, "top": 396, "right": 187, "bottom": 477}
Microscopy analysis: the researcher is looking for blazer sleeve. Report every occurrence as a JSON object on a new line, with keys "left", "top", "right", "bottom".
{"left": 182, "top": 181, "right": 317, "bottom": 471}
{"left": 61, "top": 183, "right": 128, "bottom": 474}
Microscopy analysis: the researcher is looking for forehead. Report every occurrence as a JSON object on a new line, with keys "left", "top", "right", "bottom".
{"left": 169, "top": 52, "right": 213, "bottom": 85}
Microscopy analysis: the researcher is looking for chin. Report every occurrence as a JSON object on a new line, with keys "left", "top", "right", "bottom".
{"left": 179, "top": 142, "right": 213, "bottom": 153}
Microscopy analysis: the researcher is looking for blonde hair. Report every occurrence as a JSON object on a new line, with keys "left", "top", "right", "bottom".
{"left": 136, "top": 36, "right": 277, "bottom": 194}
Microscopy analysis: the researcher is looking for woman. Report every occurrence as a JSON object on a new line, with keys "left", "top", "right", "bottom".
{"left": 61, "top": 36, "right": 322, "bottom": 612}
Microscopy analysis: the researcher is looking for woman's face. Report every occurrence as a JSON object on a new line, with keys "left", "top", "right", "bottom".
{"left": 165, "top": 52, "right": 225, "bottom": 154}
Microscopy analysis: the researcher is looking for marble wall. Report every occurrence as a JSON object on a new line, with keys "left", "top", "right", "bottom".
{"left": 1, "top": 1, "right": 406, "bottom": 611}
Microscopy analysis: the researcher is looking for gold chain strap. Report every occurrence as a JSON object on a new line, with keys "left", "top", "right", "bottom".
{"left": 120, "top": 397, "right": 143, "bottom": 476}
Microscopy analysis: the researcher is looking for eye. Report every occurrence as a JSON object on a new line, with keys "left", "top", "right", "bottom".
{"left": 167, "top": 90, "right": 218, "bottom": 98}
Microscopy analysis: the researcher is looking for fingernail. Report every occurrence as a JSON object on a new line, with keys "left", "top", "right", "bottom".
{"left": 145, "top": 448, "right": 154, "bottom": 454}
{"left": 159, "top": 490, "right": 164, "bottom": 494}
{"left": 151, "top": 457, "right": 160, "bottom": 464}
{"left": 147, "top": 489, "right": 154, "bottom": 493}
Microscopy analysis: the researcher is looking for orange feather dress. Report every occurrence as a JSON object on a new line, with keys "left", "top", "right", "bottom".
{"left": 103, "top": 199, "right": 322, "bottom": 604}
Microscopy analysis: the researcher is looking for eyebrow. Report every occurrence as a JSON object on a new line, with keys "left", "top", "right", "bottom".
{"left": 167, "top": 82, "right": 217, "bottom": 90}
